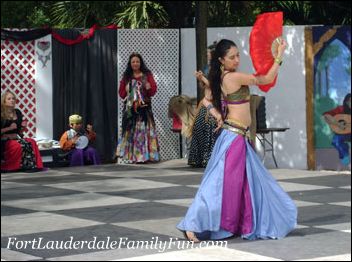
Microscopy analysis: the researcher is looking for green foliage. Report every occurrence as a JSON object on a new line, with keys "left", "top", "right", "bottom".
{"left": 28, "top": 6, "right": 51, "bottom": 27}
{"left": 275, "top": 1, "right": 351, "bottom": 25}
{"left": 1, "top": 1, "right": 351, "bottom": 29}
{"left": 275, "top": 1, "right": 313, "bottom": 25}
{"left": 49, "top": 1, "right": 122, "bottom": 28}
{"left": 112, "top": 1, "right": 168, "bottom": 29}
{"left": 1, "top": 1, "right": 42, "bottom": 28}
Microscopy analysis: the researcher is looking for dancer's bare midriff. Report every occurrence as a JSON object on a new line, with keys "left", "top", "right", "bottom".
{"left": 226, "top": 103, "right": 251, "bottom": 128}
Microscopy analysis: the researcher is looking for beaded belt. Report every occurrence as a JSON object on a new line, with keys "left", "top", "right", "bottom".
{"left": 224, "top": 118, "right": 248, "bottom": 129}
{"left": 223, "top": 119, "right": 250, "bottom": 138}
{"left": 223, "top": 124, "right": 250, "bottom": 137}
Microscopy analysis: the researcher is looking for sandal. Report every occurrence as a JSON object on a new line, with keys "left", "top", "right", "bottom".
{"left": 182, "top": 231, "right": 200, "bottom": 243}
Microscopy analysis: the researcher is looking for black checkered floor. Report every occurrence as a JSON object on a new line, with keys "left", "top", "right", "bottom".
{"left": 1, "top": 161, "right": 351, "bottom": 261}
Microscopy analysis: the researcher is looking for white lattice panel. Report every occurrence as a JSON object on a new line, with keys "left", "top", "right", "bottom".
{"left": 1, "top": 39, "right": 36, "bottom": 138}
{"left": 117, "top": 29, "right": 180, "bottom": 160}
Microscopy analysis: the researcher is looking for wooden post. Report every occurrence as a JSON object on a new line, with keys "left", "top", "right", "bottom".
{"left": 305, "top": 27, "right": 316, "bottom": 170}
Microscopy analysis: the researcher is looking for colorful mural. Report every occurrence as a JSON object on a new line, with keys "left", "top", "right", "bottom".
{"left": 313, "top": 26, "right": 351, "bottom": 169}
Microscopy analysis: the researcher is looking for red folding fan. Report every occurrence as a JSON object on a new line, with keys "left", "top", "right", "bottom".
{"left": 249, "top": 11, "right": 283, "bottom": 92}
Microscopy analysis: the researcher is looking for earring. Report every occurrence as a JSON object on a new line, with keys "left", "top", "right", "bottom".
{"left": 220, "top": 64, "right": 224, "bottom": 74}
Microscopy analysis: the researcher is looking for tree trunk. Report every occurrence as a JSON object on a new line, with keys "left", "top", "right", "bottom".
{"left": 195, "top": 1, "right": 208, "bottom": 102}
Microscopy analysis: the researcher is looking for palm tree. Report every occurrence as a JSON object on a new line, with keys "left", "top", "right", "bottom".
{"left": 112, "top": 1, "right": 168, "bottom": 29}
{"left": 50, "top": 1, "right": 122, "bottom": 28}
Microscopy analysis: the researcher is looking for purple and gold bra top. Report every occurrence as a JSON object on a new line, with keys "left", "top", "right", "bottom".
{"left": 223, "top": 85, "right": 250, "bottom": 105}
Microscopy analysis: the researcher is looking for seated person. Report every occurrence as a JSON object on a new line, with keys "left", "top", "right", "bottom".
{"left": 323, "top": 93, "right": 351, "bottom": 166}
{"left": 1, "top": 90, "right": 43, "bottom": 172}
{"left": 168, "top": 95, "right": 196, "bottom": 138}
{"left": 59, "top": 114, "right": 100, "bottom": 166}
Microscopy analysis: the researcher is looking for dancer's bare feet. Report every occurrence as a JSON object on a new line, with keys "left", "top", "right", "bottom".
{"left": 184, "top": 231, "right": 200, "bottom": 243}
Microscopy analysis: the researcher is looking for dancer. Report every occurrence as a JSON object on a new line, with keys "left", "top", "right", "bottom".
{"left": 188, "top": 42, "right": 223, "bottom": 167}
{"left": 177, "top": 39, "right": 297, "bottom": 242}
{"left": 323, "top": 93, "right": 351, "bottom": 166}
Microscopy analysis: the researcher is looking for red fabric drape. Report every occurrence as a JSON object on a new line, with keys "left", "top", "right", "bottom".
{"left": 52, "top": 24, "right": 119, "bottom": 45}
{"left": 1, "top": 24, "right": 119, "bottom": 44}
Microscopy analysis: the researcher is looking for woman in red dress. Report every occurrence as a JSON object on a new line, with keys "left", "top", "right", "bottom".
{"left": 1, "top": 90, "right": 43, "bottom": 172}
{"left": 117, "top": 53, "right": 160, "bottom": 163}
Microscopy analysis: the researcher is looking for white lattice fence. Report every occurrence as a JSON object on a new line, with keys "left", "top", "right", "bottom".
{"left": 1, "top": 39, "right": 36, "bottom": 138}
{"left": 117, "top": 29, "right": 180, "bottom": 161}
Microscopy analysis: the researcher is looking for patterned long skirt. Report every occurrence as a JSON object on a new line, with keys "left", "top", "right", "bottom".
{"left": 188, "top": 105, "right": 218, "bottom": 168}
{"left": 1, "top": 138, "right": 43, "bottom": 172}
{"left": 118, "top": 105, "right": 160, "bottom": 163}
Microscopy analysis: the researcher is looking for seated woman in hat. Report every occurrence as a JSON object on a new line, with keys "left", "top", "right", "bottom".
{"left": 59, "top": 114, "right": 100, "bottom": 166}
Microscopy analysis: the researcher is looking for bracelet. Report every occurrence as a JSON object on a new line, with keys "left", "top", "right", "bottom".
{"left": 206, "top": 104, "right": 214, "bottom": 111}
{"left": 274, "top": 57, "right": 283, "bottom": 66}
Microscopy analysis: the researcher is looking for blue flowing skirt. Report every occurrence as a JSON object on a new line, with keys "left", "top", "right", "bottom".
{"left": 177, "top": 129, "right": 297, "bottom": 240}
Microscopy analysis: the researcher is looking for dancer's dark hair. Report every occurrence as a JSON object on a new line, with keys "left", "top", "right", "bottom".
{"left": 208, "top": 39, "right": 237, "bottom": 117}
